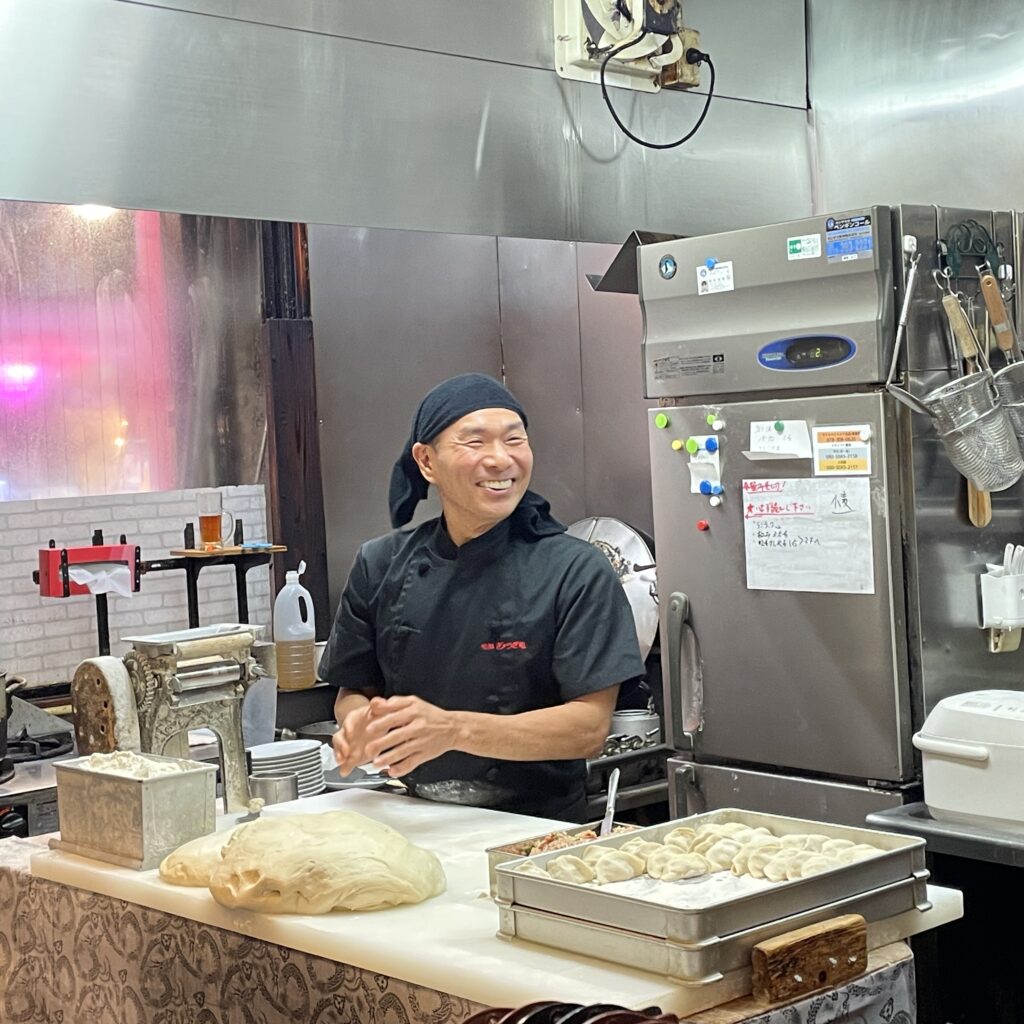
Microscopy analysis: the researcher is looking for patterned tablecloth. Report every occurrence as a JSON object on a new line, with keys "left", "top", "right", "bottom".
{"left": 0, "top": 837, "right": 914, "bottom": 1024}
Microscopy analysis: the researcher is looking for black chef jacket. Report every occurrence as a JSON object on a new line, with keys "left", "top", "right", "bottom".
{"left": 320, "top": 515, "right": 645, "bottom": 820}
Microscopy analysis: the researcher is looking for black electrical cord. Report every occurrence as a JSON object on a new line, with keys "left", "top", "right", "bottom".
{"left": 599, "top": 34, "right": 716, "bottom": 150}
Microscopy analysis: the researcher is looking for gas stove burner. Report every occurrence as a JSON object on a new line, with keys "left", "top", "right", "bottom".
{"left": 0, "top": 757, "right": 13, "bottom": 785}
{"left": 5, "top": 728, "right": 74, "bottom": 764}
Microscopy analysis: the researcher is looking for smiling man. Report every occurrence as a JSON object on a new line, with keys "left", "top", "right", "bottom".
{"left": 320, "top": 373, "right": 645, "bottom": 820}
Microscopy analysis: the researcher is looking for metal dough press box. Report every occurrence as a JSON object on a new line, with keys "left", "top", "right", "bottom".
{"left": 50, "top": 753, "right": 216, "bottom": 870}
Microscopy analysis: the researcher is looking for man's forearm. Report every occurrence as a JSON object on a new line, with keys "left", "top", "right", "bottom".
{"left": 334, "top": 688, "right": 371, "bottom": 723}
{"left": 450, "top": 697, "right": 613, "bottom": 762}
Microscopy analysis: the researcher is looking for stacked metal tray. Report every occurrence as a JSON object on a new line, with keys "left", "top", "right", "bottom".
{"left": 486, "top": 820, "right": 640, "bottom": 896}
{"left": 492, "top": 808, "right": 929, "bottom": 986}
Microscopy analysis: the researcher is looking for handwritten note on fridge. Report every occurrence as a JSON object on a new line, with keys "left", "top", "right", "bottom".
{"left": 742, "top": 477, "right": 874, "bottom": 594}
{"left": 745, "top": 420, "right": 812, "bottom": 460}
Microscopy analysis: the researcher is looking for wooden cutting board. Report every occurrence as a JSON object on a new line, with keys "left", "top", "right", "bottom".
{"left": 169, "top": 545, "right": 287, "bottom": 557}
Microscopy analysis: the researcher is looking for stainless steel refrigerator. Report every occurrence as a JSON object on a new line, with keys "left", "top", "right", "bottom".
{"left": 638, "top": 204, "right": 1024, "bottom": 826}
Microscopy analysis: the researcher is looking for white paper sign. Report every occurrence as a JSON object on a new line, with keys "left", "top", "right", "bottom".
{"left": 787, "top": 234, "right": 821, "bottom": 260}
{"left": 812, "top": 424, "right": 872, "bottom": 476}
{"left": 687, "top": 459, "right": 722, "bottom": 494}
{"left": 743, "top": 477, "right": 874, "bottom": 594}
{"left": 745, "top": 420, "right": 812, "bottom": 460}
{"left": 695, "top": 261, "right": 734, "bottom": 295}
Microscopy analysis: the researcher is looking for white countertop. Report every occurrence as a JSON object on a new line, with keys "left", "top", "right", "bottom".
{"left": 30, "top": 789, "right": 963, "bottom": 1015}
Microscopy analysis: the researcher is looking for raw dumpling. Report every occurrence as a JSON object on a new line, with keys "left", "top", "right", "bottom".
{"left": 747, "top": 845, "right": 785, "bottom": 879}
{"left": 580, "top": 844, "right": 619, "bottom": 865}
{"left": 512, "top": 860, "right": 550, "bottom": 878}
{"left": 662, "top": 852, "right": 711, "bottom": 881}
{"left": 547, "top": 854, "right": 596, "bottom": 884}
{"left": 620, "top": 838, "right": 665, "bottom": 867}
{"left": 691, "top": 828, "right": 732, "bottom": 855}
{"left": 762, "top": 850, "right": 807, "bottom": 882}
{"left": 662, "top": 827, "right": 696, "bottom": 851}
{"left": 834, "top": 843, "right": 880, "bottom": 864}
{"left": 731, "top": 838, "right": 782, "bottom": 876}
{"left": 647, "top": 847, "right": 711, "bottom": 881}
{"left": 594, "top": 849, "right": 646, "bottom": 885}
{"left": 822, "top": 838, "right": 856, "bottom": 854}
{"left": 780, "top": 833, "right": 828, "bottom": 853}
{"left": 783, "top": 850, "right": 821, "bottom": 880}
{"left": 798, "top": 854, "right": 842, "bottom": 878}
{"left": 702, "top": 837, "right": 744, "bottom": 872}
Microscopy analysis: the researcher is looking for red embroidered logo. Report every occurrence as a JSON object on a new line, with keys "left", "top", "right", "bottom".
{"left": 480, "top": 640, "right": 528, "bottom": 651}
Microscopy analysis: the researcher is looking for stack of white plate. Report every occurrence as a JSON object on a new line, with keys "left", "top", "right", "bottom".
{"left": 248, "top": 739, "right": 325, "bottom": 798}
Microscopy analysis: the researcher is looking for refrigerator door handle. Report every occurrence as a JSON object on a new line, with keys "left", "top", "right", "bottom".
{"left": 667, "top": 591, "right": 704, "bottom": 749}
{"left": 673, "top": 762, "right": 706, "bottom": 815}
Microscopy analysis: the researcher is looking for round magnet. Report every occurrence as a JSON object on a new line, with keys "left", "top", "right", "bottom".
{"left": 654, "top": 412, "right": 670, "bottom": 429}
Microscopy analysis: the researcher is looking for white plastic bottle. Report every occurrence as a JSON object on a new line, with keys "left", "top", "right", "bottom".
{"left": 273, "top": 560, "right": 316, "bottom": 691}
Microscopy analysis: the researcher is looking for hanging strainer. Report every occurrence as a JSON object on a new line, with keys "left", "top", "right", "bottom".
{"left": 886, "top": 248, "right": 1024, "bottom": 491}
{"left": 994, "top": 362, "right": 1024, "bottom": 442}
{"left": 924, "top": 371, "right": 1001, "bottom": 432}
{"left": 934, "top": 404, "right": 1024, "bottom": 492}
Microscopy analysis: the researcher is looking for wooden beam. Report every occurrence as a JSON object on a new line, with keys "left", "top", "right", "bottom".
{"left": 262, "top": 318, "right": 330, "bottom": 637}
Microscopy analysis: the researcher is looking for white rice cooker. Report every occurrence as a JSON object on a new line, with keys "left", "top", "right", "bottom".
{"left": 913, "top": 689, "right": 1024, "bottom": 831}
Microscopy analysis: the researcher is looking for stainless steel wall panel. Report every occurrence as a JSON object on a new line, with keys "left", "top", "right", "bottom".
{"left": 115, "top": 0, "right": 556, "bottom": 71}
{"left": 0, "top": 0, "right": 812, "bottom": 242}
{"left": 498, "top": 238, "right": 587, "bottom": 527}
{"left": 118, "top": 0, "right": 808, "bottom": 108}
{"left": 308, "top": 227, "right": 502, "bottom": 610}
{"left": 906, "top": 372, "right": 1024, "bottom": 717}
{"left": 809, "top": 1, "right": 1024, "bottom": 212}
{"left": 577, "top": 243, "right": 655, "bottom": 537}
{"left": 684, "top": 0, "right": 807, "bottom": 107}
{"left": 577, "top": 96, "right": 814, "bottom": 241}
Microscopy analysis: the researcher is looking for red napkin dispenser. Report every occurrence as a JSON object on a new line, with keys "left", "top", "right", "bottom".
{"left": 36, "top": 541, "right": 141, "bottom": 598}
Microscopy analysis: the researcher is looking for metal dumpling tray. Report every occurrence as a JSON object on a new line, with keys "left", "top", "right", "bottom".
{"left": 493, "top": 808, "right": 929, "bottom": 985}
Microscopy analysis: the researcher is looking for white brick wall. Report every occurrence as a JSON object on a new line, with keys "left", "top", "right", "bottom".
{"left": 0, "top": 486, "right": 274, "bottom": 684}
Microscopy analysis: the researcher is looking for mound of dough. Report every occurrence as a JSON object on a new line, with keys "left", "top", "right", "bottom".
{"left": 160, "top": 825, "right": 248, "bottom": 887}
{"left": 208, "top": 811, "right": 446, "bottom": 914}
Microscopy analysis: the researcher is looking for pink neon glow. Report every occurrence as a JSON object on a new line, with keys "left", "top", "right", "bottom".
{"left": 0, "top": 362, "right": 40, "bottom": 392}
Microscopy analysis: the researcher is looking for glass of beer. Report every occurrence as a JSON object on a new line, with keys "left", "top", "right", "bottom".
{"left": 197, "top": 491, "right": 234, "bottom": 551}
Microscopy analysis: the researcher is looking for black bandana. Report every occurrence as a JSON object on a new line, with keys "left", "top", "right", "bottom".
{"left": 387, "top": 373, "right": 564, "bottom": 538}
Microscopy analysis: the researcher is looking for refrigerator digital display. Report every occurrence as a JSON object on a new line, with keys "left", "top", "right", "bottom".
{"left": 784, "top": 337, "right": 853, "bottom": 368}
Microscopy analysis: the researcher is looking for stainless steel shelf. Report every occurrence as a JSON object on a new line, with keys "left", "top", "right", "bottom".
{"left": 867, "top": 802, "right": 1024, "bottom": 868}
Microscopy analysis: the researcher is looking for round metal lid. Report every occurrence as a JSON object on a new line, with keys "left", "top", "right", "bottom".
{"left": 566, "top": 517, "right": 658, "bottom": 660}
